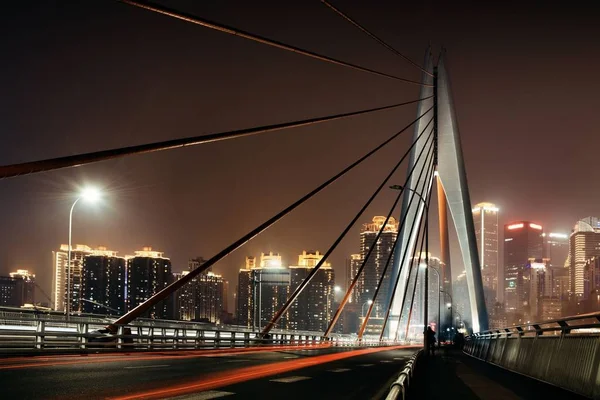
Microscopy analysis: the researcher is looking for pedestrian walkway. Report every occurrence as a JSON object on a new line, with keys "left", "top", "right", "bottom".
{"left": 408, "top": 347, "right": 588, "bottom": 399}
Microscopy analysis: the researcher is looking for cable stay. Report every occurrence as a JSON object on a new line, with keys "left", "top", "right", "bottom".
{"left": 359, "top": 147, "right": 435, "bottom": 340}
{"left": 120, "top": 0, "right": 431, "bottom": 87}
{"left": 323, "top": 128, "right": 435, "bottom": 337}
{"left": 378, "top": 160, "right": 433, "bottom": 340}
{"left": 110, "top": 107, "right": 433, "bottom": 327}
{"left": 320, "top": 1, "right": 433, "bottom": 78}
{"left": 393, "top": 166, "right": 435, "bottom": 342}
{"left": 0, "top": 97, "right": 430, "bottom": 179}
{"left": 261, "top": 116, "right": 434, "bottom": 337}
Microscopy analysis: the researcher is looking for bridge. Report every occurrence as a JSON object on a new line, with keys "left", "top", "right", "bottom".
{"left": 0, "top": 1, "right": 596, "bottom": 399}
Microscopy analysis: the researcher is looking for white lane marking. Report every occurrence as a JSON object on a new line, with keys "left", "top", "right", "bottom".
{"left": 329, "top": 368, "right": 351, "bottom": 372}
{"left": 270, "top": 376, "right": 311, "bottom": 383}
{"left": 124, "top": 364, "right": 170, "bottom": 369}
{"left": 284, "top": 356, "right": 298, "bottom": 359}
{"left": 381, "top": 360, "right": 393, "bottom": 363}
{"left": 358, "top": 364, "right": 374, "bottom": 367}
{"left": 225, "top": 359, "right": 249, "bottom": 363}
{"left": 393, "top": 357, "right": 406, "bottom": 360}
{"left": 165, "top": 390, "right": 235, "bottom": 400}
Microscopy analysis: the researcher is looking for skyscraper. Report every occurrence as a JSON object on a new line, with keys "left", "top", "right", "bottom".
{"left": 347, "top": 254, "right": 362, "bottom": 303}
{"left": 126, "top": 247, "right": 173, "bottom": 319}
{"left": 569, "top": 217, "right": 600, "bottom": 299}
{"left": 288, "top": 251, "right": 335, "bottom": 332}
{"left": 236, "top": 256, "right": 254, "bottom": 327}
{"left": 52, "top": 244, "right": 94, "bottom": 312}
{"left": 81, "top": 248, "right": 126, "bottom": 315}
{"left": 503, "top": 222, "right": 544, "bottom": 317}
{"left": 472, "top": 203, "right": 499, "bottom": 304}
{"left": 359, "top": 216, "right": 398, "bottom": 320}
{"left": 545, "top": 232, "right": 570, "bottom": 268}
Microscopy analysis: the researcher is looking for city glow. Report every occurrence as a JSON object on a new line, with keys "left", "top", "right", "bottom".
{"left": 80, "top": 187, "right": 101, "bottom": 203}
{"left": 529, "top": 223, "right": 542, "bottom": 230}
{"left": 549, "top": 232, "right": 568, "bottom": 239}
{"left": 507, "top": 223, "right": 524, "bottom": 230}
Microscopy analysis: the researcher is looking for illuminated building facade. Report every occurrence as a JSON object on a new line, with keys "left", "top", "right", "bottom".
{"left": 81, "top": 248, "right": 126, "bottom": 315}
{"left": 126, "top": 247, "right": 174, "bottom": 319}
{"left": 288, "top": 251, "right": 335, "bottom": 332}
{"left": 545, "top": 232, "right": 570, "bottom": 268}
{"left": 348, "top": 254, "right": 362, "bottom": 304}
{"left": 236, "top": 257, "right": 254, "bottom": 327}
{"left": 52, "top": 244, "right": 94, "bottom": 312}
{"left": 472, "top": 203, "right": 499, "bottom": 305}
{"left": 359, "top": 216, "right": 398, "bottom": 322}
{"left": 503, "top": 222, "right": 544, "bottom": 315}
{"left": 569, "top": 217, "right": 600, "bottom": 299}
{"left": 0, "top": 270, "right": 35, "bottom": 307}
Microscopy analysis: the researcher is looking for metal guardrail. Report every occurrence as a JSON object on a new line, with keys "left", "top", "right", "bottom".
{"left": 385, "top": 350, "right": 423, "bottom": 400}
{"left": 0, "top": 312, "right": 402, "bottom": 353}
{"left": 464, "top": 312, "right": 600, "bottom": 399}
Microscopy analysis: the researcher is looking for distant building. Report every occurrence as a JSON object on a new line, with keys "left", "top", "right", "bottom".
{"left": 52, "top": 244, "right": 94, "bottom": 312}
{"left": 175, "top": 260, "right": 225, "bottom": 324}
{"left": 288, "top": 251, "right": 335, "bottom": 332}
{"left": 236, "top": 257, "right": 254, "bottom": 327}
{"left": 569, "top": 217, "right": 600, "bottom": 299}
{"left": 545, "top": 232, "right": 570, "bottom": 268}
{"left": 126, "top": 247, "right": 174, "bottom": 319}
{"left": 359, "top": 216, "right": 398, "bottom": 322}
{"left": 9, "top": 269, "right": 35, "bottom": 307}
{"left": 347, "top": 254, "right": 362, "bottom": 304}
{"left": 81, "top": 248, "right": 126, "bottom": 315}
{"left": 503, "top": 222, "right": 544, "bottom": 316}
{"left": 0, "top": 277, "right": 16, "bottom": 306}
{"left": 472, "top": 202, "right": 499, "bottom": 305}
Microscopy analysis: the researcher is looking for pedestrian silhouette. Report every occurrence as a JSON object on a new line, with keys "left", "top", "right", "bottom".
{"left": 427, "top": 326, "right": 436, "bottom": 356}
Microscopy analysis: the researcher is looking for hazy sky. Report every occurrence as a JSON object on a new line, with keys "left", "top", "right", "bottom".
{"left": 1, "top": 1, "right": 599, "bottom": 311}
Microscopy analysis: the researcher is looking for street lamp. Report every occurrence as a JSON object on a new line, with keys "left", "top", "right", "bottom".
{"left": 391, "top": 184, "right": 430, "bottom": 351}
{"left": 334, "top": 286, "right": 342, "bottom": 293}
{"left": 66, "top": 186, "right": 101, "bottom": 320}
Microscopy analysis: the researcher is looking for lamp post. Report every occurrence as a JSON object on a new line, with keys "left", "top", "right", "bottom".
{"left": 362, "top": 299, "right": 373, "bottom": 317}
{"left": 66, "top": 187, "right": 101, "bottom": 321}
{"left": 390, "top": 184, "right": 430, "bottom": 351}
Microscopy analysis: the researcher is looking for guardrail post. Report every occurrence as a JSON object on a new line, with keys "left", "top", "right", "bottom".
{"left": 78, "top": 323, "right": 88, "bottom": 350}
{"left": 215, "top": 330, "right": 221, "bottom": 348}
{"left": 173, "top": 328, "right": 179, "bottom": 349}
{"left": 148, "top": 327, "right": 154, "bottom": 350}
{"left": 117, "top": 325, "right": 124, "bottom": 350}
{"left": 35, "top": 320, "right": 45, "bottom": 350}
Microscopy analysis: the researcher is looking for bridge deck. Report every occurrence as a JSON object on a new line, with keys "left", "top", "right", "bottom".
{"left": 411, "top": 347, "right": 588, "bottom": 399}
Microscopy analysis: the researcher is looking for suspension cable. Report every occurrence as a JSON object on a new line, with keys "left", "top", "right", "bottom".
{"left": 0, "top": 97, "right": 430, "bottom": 179}
{"left": 358, "top": 141, "right": 434, "bottom": 340}
{"left": 395, "top": 166, "right": 435, "bottom": 342}
{"left": 378, "top": 160, "right": 432, "bottom": 341}
{"left": 110, "top": 107, "right": 433, "bottom": 327}
{"left": 261, "top": 116, "right": 434, "bottom": 336}
{"left": 320, "top": 1, "right": 433, "bottom": 78}
{"left": 323, "top": 130, "right": 434, "bottom": 337}
{"left": 119, "top": 0, "right": 431, "bottom": 87}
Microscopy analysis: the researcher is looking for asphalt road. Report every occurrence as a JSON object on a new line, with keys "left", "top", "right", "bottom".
{"left": 0, "top": 346, "right": 418, "bottom": 400}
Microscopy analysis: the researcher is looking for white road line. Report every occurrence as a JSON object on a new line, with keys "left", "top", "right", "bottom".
{"left": 270, "top": 376, "right": 312, "bottom": 383}
{"left": 124, "top": 364, "right": 170, "bottom": 369}
{"left": 283, "top": 356, "right": 298, "bottom": 359}
{"left": 380, "top": 360, "right": 393, "bottom": 363}
{"left": 165, "top": 390, "right": 235, "bottom": 400}
{"left": 329, "top": 368, "right": 351, "bottom": 373}
{"left": 393, "top": 357, "right": 406, "bottom": 360}
{"left": 225, "top": 359, "right": 249, "bottom": 363}
{"left": 358, "top": 364, "right": 374, "bottom": 367}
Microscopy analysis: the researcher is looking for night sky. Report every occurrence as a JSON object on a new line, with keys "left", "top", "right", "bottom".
{"left": 1, "top": 1, "right": 599, "bottom": 311}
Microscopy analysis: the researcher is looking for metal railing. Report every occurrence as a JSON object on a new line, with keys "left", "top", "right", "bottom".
{"left": 385, "top": 350, "right": 423, "bottom": 400}
{"left": 464, "top": 312, "right": 600, "bottom": 399}
{"left": 0, "top": 311, "right": 403, "bottom": 354}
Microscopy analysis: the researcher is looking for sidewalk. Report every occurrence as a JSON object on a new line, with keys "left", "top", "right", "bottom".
{"left": 407, "top": 347, "right": 588, "bottom": 400}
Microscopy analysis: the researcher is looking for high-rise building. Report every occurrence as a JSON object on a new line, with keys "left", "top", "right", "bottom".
{"left": 126, "top": 247, "right": 174, "bottom": 319}
{"left": 81, "top": 248, "right": 126, "bottom": 315}
{"left": 472, "top": 202, "right": 499, "bottom": 305}
{"left": 359, "top": 216, "right": 398, "bottom": 321}
{"left": 569, "top": 217, "right": 600, "bottom": 299}
{"left": 503, "top": 222, "right": 544, "bottom": 319}
{"left": 236, "top": 253, "right": 290, "bottom": 330}
{"left": 406, "top": 253, "right": 445, "bottom": 334}
{"left": 288, "top": 251, "right": 335, "bottom": 332}
{"left": 236, "top": 256, "right": 255, "bottom": 327}
{"left": 52, "top": 244, "right": 94, "bottom": 312}
{"left": 545, "top": 232, "right": 570, "bottom": 268}
{"left": 347, "top": 254, "right": 362, "bottom": 303}
{"left": 9, "top": 269, "right": 35, "bottom": 306}
{"left": 0, "top": 277, "right": 17, "bottom": 306}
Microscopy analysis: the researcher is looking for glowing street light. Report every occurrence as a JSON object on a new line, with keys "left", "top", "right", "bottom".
{"left": 66, "top": 186, "right": 102, "bottom": 320}
{"left": 362, "top": 299, "right": 373, "bottom": 317}
{"left": 334, "top": 285, "right": 342, "bottom": 293}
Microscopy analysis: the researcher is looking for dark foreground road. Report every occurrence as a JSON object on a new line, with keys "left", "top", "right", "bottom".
{"left": 0, "top": 346, "right": 418, "bottom": 400}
